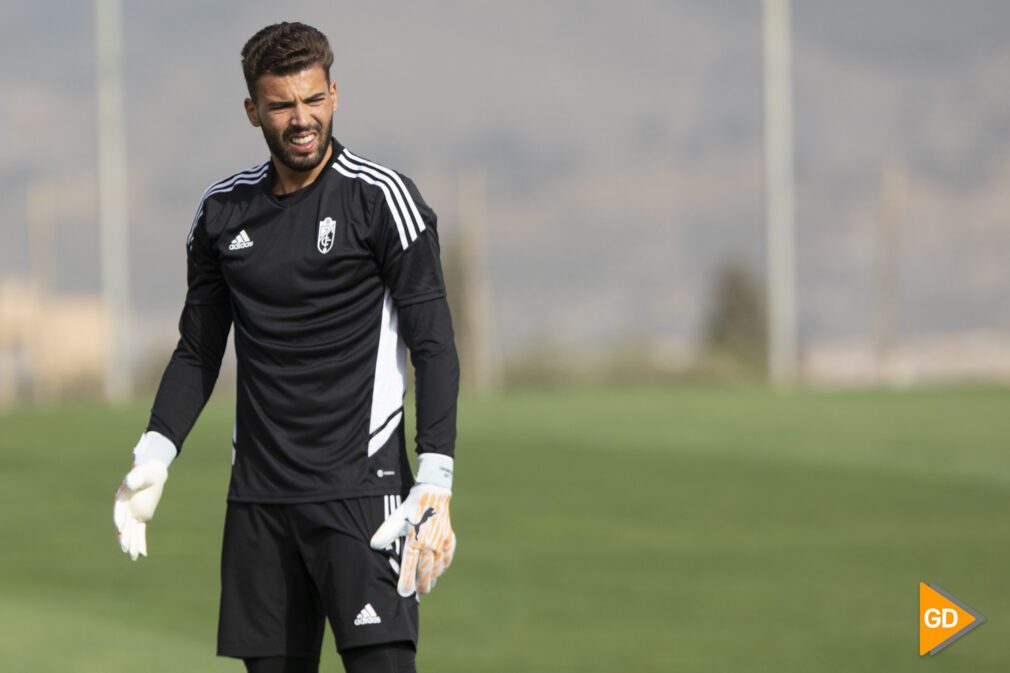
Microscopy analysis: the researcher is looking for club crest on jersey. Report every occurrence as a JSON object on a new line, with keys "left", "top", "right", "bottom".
{"left": 317, "top": 216, "right": 337, "bottom": 254}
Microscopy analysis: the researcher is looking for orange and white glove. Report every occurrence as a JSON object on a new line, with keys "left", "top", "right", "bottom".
{"left": 113, "top": 431, "right": 177, "bottom": 560}
{"left": 370, "top": 453, "right": 456, "bottom": 597}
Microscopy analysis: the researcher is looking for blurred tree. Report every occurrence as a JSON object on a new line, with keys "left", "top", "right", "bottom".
{"left": 702, "top": 259, "right": 768, "bottom": 374}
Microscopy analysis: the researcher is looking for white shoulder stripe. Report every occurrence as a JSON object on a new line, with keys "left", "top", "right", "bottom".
{"left": 333, "top": 161, "right": 411, "bottom": 250}
{"left": 204, "top": 164, "right": 269, "bottom": 199}
{"left": 195, "top": 162, "right": 270, "bottom": 213}
{"left": 339, "top": 151, "right": 424, "bottom": 237}
{"left": 333, "top": 149, "right": 426, "bottom": 250}
{"left": 343, "top": 150, "right": 425, "bottom": 234}
{"left": 336, "top": 153, "right": 419, "bottom": 241}
{"left": 206, "top": 161, "right": 270, "bottom": 194}
{"left": 186, "top": 162, "right": 269, "bottom": 246}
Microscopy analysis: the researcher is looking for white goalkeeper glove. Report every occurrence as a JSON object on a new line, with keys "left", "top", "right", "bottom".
{"left": 113, "top": 431, "right": 177, "bottom": 560}
{"left": 370, "top": 453, "right": 456, "bottom": 597}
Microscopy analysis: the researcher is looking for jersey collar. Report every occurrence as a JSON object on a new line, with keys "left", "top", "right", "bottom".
{"left": 264, "top": 137, "right": 343, "bottom": 208}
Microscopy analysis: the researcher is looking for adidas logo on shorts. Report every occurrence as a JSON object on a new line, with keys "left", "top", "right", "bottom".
{"left": 353, "top": 603, "right": 382, "bottom": 626}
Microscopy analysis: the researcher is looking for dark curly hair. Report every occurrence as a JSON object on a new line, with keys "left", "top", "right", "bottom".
{"left": 241, "top": 22, "right": 334, "bottom": 98}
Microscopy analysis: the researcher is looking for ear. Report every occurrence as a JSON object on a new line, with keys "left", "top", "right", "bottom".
{"left": 330, "top": 80, "right": 339, "bottom": 113}
{"left": 244, "top": 98, "right": 260, "bottom": 127}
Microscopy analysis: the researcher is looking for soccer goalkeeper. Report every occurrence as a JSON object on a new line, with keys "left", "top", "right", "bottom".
{"left": 113, "top": 22, "right": 460, "bottom": 673}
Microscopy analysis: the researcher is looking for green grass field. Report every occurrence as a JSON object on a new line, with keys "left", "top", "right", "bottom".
{"left": 1, "top": 386, "right": 1008, "bottom": 672}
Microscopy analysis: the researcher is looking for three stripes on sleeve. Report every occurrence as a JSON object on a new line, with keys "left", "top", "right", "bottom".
{"left": 333, "top": 149, "right": 427, "bottom": 250}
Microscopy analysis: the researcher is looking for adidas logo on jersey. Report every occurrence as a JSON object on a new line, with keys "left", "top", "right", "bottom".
{"left": 228, "top": 230, "right": 254, "bottom": 250}
{"left": 353, "top": 603, "right": 382, "bottom": 626}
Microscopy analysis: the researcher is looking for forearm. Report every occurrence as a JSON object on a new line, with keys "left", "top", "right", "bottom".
{"left": 147, "top": 302, "right": 232, "bottom": 451}
{"left": 398, "top": 297, "right": 460, "bottom": 458}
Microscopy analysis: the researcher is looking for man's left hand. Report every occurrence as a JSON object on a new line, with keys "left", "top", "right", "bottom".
{"left": 370, "top": 454, "right": 456, "bottom": 597}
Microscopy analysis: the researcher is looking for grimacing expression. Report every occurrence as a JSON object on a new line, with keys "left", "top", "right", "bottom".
{"left": 245, "top": 66, "right": 338, "bottom": 172}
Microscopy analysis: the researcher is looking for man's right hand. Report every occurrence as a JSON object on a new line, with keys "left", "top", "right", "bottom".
{"left": 113, "top": 431, "right": 177, "bottom": 560}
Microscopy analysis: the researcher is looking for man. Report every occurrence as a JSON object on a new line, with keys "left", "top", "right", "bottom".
{"left": 113, "top": 22, "right": 459, "bottom": 673}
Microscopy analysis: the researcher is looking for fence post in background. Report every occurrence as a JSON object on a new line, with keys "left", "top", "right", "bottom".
{"left": 874, "top": 160, "right": 906, "bottom": 383}
{"left": 763, "top": 0, "right": 798, "bottom": 387}
{"left": 457, "top": 170, "right": 502, "bottom": 393}
{"left": 96, "top": 0, "right": 132, "bottom": 401}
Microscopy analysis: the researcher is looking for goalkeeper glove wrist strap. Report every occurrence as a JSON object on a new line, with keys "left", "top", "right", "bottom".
{"left": 133, "top": 431, "right": 178, "bottom": 469}
{"left": 415, "top": 452, "right": 453, "bottom": 490}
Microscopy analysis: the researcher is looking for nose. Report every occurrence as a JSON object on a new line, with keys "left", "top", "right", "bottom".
{"left": 291, "top": 101, "right": 311, "bottom": 127}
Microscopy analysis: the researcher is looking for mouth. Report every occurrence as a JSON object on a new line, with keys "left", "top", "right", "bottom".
{"left": 287, "top": 130, "right": 319, "bottom": 153}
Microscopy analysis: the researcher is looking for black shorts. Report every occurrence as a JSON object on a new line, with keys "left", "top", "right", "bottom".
{"left": 217, "top": 496, "right": 418, "bottom": 660}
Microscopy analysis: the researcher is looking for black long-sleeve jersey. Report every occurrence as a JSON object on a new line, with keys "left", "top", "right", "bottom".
{"left": 147, "top": 138, "right": 459, "bottom": 503}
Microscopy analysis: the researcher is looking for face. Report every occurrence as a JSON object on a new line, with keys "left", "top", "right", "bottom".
{"left": 244, "top": 65, "right": 339, "bottom": 172}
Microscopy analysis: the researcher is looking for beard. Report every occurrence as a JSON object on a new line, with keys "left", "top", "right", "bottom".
{"left": 261, "top": 115, "right": 333, "bottom": 173}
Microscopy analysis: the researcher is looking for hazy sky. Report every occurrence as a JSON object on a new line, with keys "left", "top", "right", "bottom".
{"left": 2, "top": 1, "right": 1009, "bottom": 359}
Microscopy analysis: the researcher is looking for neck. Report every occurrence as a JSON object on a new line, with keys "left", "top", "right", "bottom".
{"left": 271, "top": 140, "right": 333, "bottom": 195}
